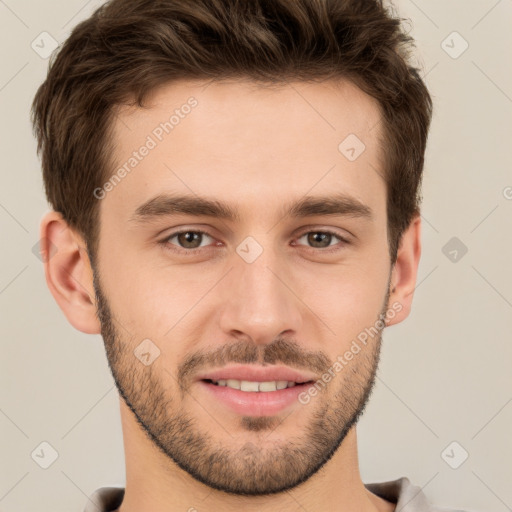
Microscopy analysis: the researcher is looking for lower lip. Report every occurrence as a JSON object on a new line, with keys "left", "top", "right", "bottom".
{"left": 198, "top": 380, "right": 312, "bottom": 416}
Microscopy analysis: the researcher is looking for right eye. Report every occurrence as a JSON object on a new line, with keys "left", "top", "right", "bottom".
{"left": 160, "top": 229, "right": 217, "bottom": 253}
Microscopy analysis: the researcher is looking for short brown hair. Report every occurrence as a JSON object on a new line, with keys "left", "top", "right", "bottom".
{"left": 31, "top": 0, "right": 432, "bottom": 266}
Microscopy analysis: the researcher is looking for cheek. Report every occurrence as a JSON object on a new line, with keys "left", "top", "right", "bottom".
{"left": 100, "top": 258, "right": 223, "bottom": 341}
{"left": 295, "top": 261, "right": 389, "bottom": 341}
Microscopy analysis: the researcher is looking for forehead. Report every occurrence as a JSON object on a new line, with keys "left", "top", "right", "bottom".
{"left": 105, "top": 78, "right": 386, "bottom": 224}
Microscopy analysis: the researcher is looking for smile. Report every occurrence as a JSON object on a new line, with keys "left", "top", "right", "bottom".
{"left": 205, "top": 379, "right": 303, "bottom": 392}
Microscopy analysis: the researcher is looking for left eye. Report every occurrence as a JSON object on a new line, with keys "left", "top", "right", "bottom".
{"left": 295, "top": 230, "right": 346, "bottom": 249}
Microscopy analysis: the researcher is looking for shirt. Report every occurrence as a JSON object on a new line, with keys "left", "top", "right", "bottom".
{"left": 83, "top": 476, "right": 469, "bottom": 511}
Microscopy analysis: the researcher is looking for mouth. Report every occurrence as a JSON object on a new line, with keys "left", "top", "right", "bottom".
{"left": 195, "top": 364, "right": 317, "bottom": 387}
{"left": 195, "top": 366, "right": 318, "bottom": 416}
{"left": 201, "top": 378, "right": 314, "bottom": 392}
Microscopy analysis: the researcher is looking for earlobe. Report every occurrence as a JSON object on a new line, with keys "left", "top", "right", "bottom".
{"left": 386, "top": 215, "right": 422, "bottom": 327}
{"left": 39, "top": 210, "right": 101, "bottom": 334}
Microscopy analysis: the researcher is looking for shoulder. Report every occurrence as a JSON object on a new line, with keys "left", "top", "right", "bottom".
{"left": 83, "top": 487, "right": 125, "bottom": 512}
{"left": 365, "top": 476, "right": 475, "bottom": 512}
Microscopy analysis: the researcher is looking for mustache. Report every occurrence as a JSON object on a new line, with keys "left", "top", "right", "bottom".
{"left": 178, "top": 338, "right": 331, "bottom": 388}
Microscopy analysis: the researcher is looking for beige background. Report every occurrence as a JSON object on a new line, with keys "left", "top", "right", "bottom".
{"left": 1, "top": 0, "right": 511, "bottom": 511}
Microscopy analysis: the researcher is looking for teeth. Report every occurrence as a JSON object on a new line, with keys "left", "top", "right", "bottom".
{"left": 212, "top": 379, "right": 298, "bottom": 392}
{"left": 240, "top": 380, "right": 260, "bottom": 392}
{"left": 258, "top": 381, "right": 277, "bottom": 392}
{"left": 226, "top": 379, "right": 240, "bottom": 389}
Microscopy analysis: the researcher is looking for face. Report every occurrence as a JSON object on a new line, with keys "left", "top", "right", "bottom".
{"left": 92, "top": 78, "right": 393, "bottom": 495}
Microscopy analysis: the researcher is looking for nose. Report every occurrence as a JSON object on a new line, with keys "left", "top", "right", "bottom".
{"left": 218, "top": 241, "right": 303, "bottom": 345}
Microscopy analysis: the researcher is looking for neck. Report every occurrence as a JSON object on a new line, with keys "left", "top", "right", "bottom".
{"left": 115, "top": 399, "right": 394, "bottom": 512}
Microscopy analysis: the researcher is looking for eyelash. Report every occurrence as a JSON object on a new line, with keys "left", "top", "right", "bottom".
{"left": 159, "top": 228, "right": 350, "bottom": 255}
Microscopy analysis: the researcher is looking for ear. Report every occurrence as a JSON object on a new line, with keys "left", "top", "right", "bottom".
{"left": 39, "top": 210, "right": 101, "bottom": 334}
{"left": 386, "top": 215, "right": 422, "bottom": 327}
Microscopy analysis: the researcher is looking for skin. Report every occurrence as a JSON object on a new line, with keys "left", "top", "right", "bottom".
{"left": 40, "top": 78, "right": 421, "bottom": 512}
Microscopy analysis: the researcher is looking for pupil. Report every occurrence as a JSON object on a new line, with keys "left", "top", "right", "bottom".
{"left": 179, "top": 232, "right": 201, "bottom": 248}
{"left": 309, "top": 232, "right": 330, "bottom": 248}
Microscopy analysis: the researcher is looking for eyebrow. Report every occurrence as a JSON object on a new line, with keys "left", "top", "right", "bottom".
{"left": 129, "top": 192, "right": 373, "bottom": 224}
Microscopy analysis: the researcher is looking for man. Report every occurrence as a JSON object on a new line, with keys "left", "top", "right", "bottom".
{"left": 31, "top": 0, "right": 468, "bottom": 510}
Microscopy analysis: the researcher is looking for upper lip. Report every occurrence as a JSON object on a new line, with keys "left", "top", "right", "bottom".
{"left": 196, "top": 365, "right": 317, "bottom": 384}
